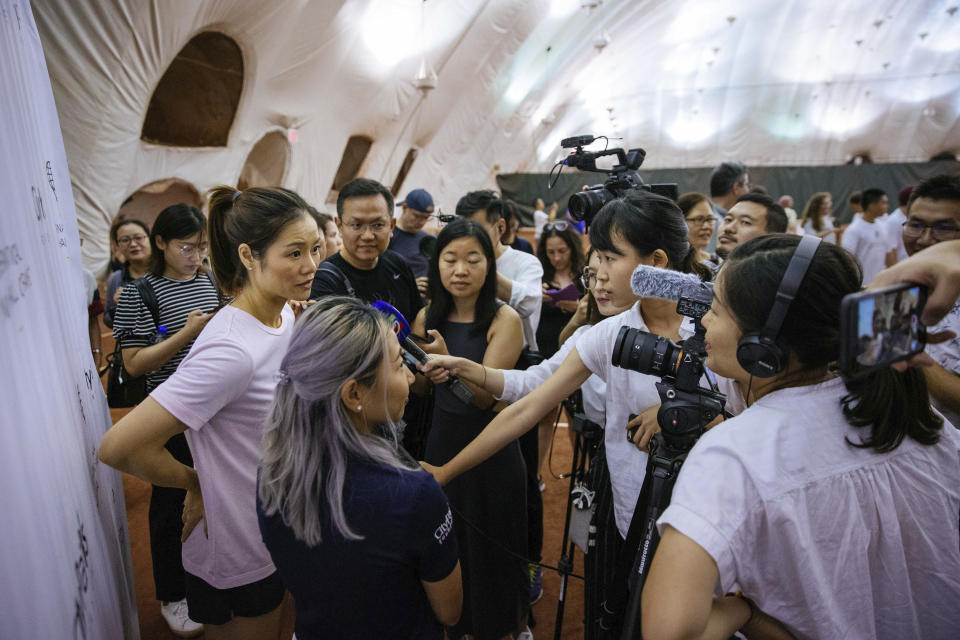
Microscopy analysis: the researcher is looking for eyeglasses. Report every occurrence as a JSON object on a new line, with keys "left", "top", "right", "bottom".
{"left": 407, "top": 210, "right": 436, "bottom": 222}
{"left": 685, "top": 216, "right": 715, "bottom": 227}
{"left": 117, "top": 234, "right": 148, "bottom": 245}
{"left": 902, "top": 220, "right": 960, "bottom": 241}
{"left": 580, "top": 267, "right": 597, "bottom": 291}
{"left": 544, "top": 220, "right": 571, "bottom": 232}
{"left": 344, "top": 221, "right": 391, "bottom": 235}
{"left": 176, "top": 244, "right": 208, "bottom": 257}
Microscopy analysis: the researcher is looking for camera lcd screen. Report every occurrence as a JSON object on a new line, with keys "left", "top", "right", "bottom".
{"left": 852, "top": 285, "right": 925, "bottom": 368}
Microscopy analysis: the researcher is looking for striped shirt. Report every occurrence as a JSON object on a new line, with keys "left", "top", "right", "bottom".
{"left": 112, "top": 272, "right": 220, "bottom": 391}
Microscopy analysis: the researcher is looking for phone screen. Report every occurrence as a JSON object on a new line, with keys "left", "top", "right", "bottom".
{"left": 841, "top": 283, "right": 927, "bottom": 378}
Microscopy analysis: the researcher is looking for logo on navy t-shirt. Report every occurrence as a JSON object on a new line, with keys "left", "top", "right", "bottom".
{"left": 434, "top": 508, "right": 453, "bottom": 544}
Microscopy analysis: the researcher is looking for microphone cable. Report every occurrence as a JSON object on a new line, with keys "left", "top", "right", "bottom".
{"left": 448, "top": 503, "right": 584, "bottom": 582}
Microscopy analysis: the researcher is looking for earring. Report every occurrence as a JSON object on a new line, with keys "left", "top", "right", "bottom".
{"left": 356, "top": 405, "right": 363, "bottom": 412}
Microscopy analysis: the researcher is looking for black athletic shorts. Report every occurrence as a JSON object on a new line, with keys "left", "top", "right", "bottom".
{"left": 184, "top": 571, "right": 285, "bottom": 625}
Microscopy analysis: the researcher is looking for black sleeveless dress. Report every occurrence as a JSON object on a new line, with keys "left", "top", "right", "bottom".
{"left": 424, "top": 320, "right": 529, "bottom": 640}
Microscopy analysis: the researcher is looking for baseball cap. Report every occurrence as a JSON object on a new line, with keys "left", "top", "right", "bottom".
{"left": 400, "top": 188, "right": 434, "bottom": 213}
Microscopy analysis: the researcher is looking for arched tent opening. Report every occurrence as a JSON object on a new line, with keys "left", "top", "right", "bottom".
{"left": 141, "top": 31, "right": 243, "bottom": 147}
{"left": 391, "top": 147, "right": 419, "bottom": 196}
{"left": 114, "top": 178, "right": 204, "bottom": 236}
{"left": 236, "top": 130, "right": 291, "bottom": 190}
{"left": 326, "top": 135, "right": 373, "bottom": 204}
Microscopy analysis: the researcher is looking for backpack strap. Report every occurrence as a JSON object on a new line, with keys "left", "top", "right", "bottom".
{"left": 316, "top": 261, "right": 356, "bottom": 298}
{"left": 133, "top": 277, "right": 161, "bottom": 330}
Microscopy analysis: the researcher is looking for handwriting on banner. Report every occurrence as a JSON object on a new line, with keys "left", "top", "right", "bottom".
{"left": 0, "top": 244, "right": 31, "bottom": 319}
{"left": 46, "top": 160, "right": 58, "bottom": 201}
{"left": 73, "top": 513, "right": 90, "bottom": 640}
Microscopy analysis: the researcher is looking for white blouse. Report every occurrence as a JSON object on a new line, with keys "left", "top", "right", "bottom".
{"left": 659, "top": 377, "right": 960, "bottom": 640}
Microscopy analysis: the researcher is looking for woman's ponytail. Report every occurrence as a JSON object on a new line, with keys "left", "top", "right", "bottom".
{"left": 723, "top": 235, "right": 945, "bottom": 454}
{"left": 205, "top": 185, "right": 314, "bottom": 297}
{"left": 842, "top": 367, "right": 942, "bottom": 452}
{"left": 207, "top": 186, "right": 241, "bottom": 294}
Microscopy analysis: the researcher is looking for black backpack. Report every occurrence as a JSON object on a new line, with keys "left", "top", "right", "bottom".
{"left": 105, "top": 278, "right": 160, "bottom": 408}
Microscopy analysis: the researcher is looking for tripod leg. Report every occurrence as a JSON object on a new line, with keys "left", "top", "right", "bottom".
{"left": 553, "top": 432, "right": 586, "bottom": 640}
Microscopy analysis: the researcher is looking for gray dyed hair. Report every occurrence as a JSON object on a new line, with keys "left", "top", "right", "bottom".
{"left": 258, "top": 296, "right": 409, "bottom": 545}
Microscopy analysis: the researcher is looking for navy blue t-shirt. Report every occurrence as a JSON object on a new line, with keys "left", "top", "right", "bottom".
{"left": 257, "top": 461, "right": 458, "bottom": 640}
{"left": 389, "top": 227, "right": 431, "bottom": 278}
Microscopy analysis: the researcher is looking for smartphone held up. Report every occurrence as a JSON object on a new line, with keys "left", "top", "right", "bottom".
{"left": 840, "top": 283, "right": 928, "bottom": 379}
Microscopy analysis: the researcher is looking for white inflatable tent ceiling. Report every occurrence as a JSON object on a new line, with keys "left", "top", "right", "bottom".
{"left": 32, "top": 0, "right": 960, "bottom": 273}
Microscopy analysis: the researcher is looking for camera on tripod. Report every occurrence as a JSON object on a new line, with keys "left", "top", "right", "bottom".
{"left": 559, "top": 135, "right": 679, "bottom": 225}
{"left": 610, "top": 284, "right": 723, "bottom": 448}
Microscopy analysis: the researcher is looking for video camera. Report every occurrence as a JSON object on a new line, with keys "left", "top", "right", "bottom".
{"left": 559, "top": 135, "right": 679, "bottom": 226}
{"left": 611, "top": 271, "right": 724, "bottom": 449}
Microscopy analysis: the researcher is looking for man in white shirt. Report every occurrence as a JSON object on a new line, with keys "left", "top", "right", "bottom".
{"left": 899, "top": 175, "right": 960, "bottom": 426}
{"left": 841, "top": 187, "right": 897, "bottom": 284}
{"left": 884, "top": 184, "right": 913, "bottom": 262}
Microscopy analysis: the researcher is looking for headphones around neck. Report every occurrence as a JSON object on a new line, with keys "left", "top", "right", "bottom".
{"left": 735, "top": 235, "right": 822, "bottom": 378}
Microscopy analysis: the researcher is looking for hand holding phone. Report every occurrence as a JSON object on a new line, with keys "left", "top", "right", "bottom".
{"left": 840, "top": 283, "right": 928, "bottom": 379}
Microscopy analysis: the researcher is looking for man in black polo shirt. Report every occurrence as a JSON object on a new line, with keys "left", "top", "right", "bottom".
{"left": 311, "top": 178, "right": 428, "bottom": 457}
{"left": 310, "top": 178, "right": 422, "bottom": 323}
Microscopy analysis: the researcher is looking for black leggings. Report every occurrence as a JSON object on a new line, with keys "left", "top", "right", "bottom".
{"left": 148, "top": 432, "right": 193, "bottom": 603}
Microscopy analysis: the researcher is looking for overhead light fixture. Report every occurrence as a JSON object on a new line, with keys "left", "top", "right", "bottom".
{"left": 414, "top": 56, "right": 438, "bottom": 93}
{"left": 593, "top": 29, "right": 611, "bottom": 52}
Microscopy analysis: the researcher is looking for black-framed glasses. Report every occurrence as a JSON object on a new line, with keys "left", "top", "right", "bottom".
{"left": 580, "top": 267, "right": 597, "bottom": 291}
{"left": 544, "top": 220, "right": 571, "bottom": 232}
{"left": 902, "top": 220, "right": 960, "bottom": 241}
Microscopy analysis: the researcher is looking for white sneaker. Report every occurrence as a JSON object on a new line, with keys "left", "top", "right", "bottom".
{"left": 160, "top": 599, "right": 203, "bottom": 638}
{"left": 516, "top": 627, "right": 534, "bottom": 640}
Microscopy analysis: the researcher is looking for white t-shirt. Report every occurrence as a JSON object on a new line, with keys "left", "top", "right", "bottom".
{"left": 927, "top": 300, "right": 960, "bottom": 427}
{"left": 576, "top": 303, "right": 695, "bottom": 536}
{"left": 841, "top": 216, "right": 896, "bottom": 284}
{"left": 659, "top": 377, "right": 960, "bottom": 640}
{"left": 802, "top": 217, "right": 836, "bottom": 243}
{"left": 500, "top": 324, "right": 606, "bottom": 427}
{"left": 533, "top": 209, "right": 548, "bottom": 241}
{"left": 884, "top": 207, "right": 909, "bottom": 261}
{"left": 497, "top": 246, "right": 543, "bottom": 351}
{"left": 151, "top": 304, "right": 295, "bottom": 589}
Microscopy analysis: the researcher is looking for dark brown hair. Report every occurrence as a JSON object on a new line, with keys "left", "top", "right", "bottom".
{"left": 110, "top": 217, "right": 150, "bottom": 244}
{"left": 722, "top": 234, "right": 942, "bottom": 453}
{"left": 208, "top": 186, "right": 314, "bottom": 296}
{"left": 148, "top": 204, "right": 206, "bottom": 276}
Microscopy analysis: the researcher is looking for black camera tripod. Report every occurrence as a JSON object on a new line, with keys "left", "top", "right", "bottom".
{"left": 599, "top": 317, "right": 727, "bottom": 639}
{"left": 552, "top": 390, "right": 603, "bottom": 640}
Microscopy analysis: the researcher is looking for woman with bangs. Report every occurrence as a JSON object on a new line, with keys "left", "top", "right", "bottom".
{"left": 412, "top": 218, "right": 529, "bottom": 640}
{"left": 420, "top": 192, "right": 715, "bottom": 631}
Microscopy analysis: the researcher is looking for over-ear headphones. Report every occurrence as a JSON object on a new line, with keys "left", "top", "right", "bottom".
{"left": 736, "top": 235, "right": 822, "bottom": 378}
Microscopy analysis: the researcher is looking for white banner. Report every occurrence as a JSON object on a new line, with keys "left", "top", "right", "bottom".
{"left": 0, "top": 2, "right": 138, "bottom": 638}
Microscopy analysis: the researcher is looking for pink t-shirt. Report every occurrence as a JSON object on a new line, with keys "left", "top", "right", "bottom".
{"left": 151, "top": 304, "right": 294, "bottom": 589}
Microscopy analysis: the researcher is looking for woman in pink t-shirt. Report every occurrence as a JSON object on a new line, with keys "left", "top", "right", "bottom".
{"left": 99, "top": 186, "right": 325, "bottom": 639}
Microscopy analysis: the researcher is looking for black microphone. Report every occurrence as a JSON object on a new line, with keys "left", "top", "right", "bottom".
{"left": 372, "top": 301, "right": 476, "bottom": 406}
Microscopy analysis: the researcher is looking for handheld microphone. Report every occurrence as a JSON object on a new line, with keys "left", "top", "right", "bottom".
{"left": 372, "top": 301, "right": 476, "bottom": 405}
{"left": 630, "top": 264, "right": 713, "bottom": 307}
